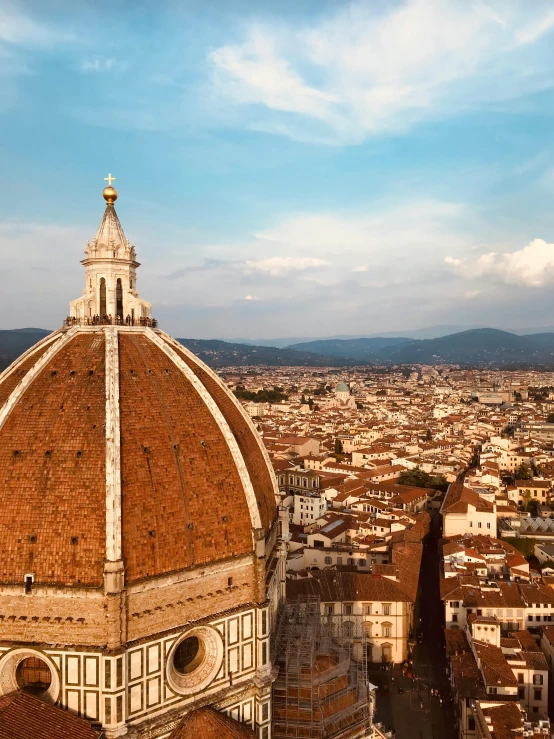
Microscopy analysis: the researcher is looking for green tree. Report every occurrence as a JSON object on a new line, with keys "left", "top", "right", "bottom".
{"left": 425, "top": 429, "right": 432, "bottom": 442}
{"left": 335, "top": 439, "right": 344, "bottom": 455}
{"left": 519, "top": 488, "right": 531, "bottom": 511}
{"left": 398, "top": 467, "right": 448, "bottom": 492}
{"left": 301, "top": 394, "right": 307, "bottom": 405}
{"left": 515, "top": 463, "right": 533, "bottom": 480}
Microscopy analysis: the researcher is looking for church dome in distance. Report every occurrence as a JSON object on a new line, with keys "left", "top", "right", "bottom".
{"left": 0, "top": 183, "right": 278, "bottom": 589}
{"left": 335, "top": 382, "right": 350, "bottom": 393}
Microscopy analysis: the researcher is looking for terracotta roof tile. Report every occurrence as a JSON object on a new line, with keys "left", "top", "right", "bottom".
{"left": 170, "top": 707, "right": 256, "bottom": 738}
{"left": 0, "top": 691, "right": 99, "bottom": 739}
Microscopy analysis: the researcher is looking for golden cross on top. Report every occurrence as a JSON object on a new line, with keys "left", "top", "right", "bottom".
{"left": 104, "top": 172, "right": 116, "bottom": 187}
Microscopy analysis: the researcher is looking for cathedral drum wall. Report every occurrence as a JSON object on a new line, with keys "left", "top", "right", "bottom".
{"left": 125, "top": 556, "right": 257, "bottom": 643}
{"left": 0, "top": 587, "right": 108, "bottom": 646}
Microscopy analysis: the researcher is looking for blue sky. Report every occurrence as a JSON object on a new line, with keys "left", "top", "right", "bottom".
{"left": 2, "top": 0, "right": 554, "bottom": 339}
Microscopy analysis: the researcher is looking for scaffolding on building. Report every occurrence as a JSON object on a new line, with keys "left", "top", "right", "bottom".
{"left": 272, "top": 592, "right": 374, "bottom": 739}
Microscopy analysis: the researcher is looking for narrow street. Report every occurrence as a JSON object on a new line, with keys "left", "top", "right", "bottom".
{"left": 371, "top": 511, "right": 457, "bottom": 739}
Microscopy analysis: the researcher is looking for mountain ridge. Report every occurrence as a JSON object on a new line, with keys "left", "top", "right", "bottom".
{"left": 3, "top": 327, "right": 554, "bottom": 369}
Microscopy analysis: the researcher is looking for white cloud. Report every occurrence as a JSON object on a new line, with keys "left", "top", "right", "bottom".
{"left": 352, "top": 265, "right": 368, "bottom": 272}
{"left": 244, "top": 256, "right": 329, "bottom": 276}
{"left": 444, "top": 256, "right": 462, "bottom": 266}
{"left": 80, "top": 57, "right": 118, "bottom": 73}
{"left": 209, "top": 0, "right": 554, "bottom": 144}
{"left": 446, "top": 238, "right": 554, "bottom": 286}
{"left": 255, "top": 200, "right": 465, "bottom": 259}
{"left": 0, "top": 5, "right": 72, "bottom": 109}
{"left": 244, "top": 294, "right": 259, "bottom": 300}
{"left": 465, "top": 289, "right": 481, "bottom": 298}
{"left": 0, "top": 5, "right": 61, "bottom": 45}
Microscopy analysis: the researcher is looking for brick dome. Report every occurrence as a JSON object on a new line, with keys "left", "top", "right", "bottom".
{"left": 0, "top": 326, "right": 278, "bottom": 587}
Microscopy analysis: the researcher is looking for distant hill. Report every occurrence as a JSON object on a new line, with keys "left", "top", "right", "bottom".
{"left": 287, "top": 336, "right": 412, "bottom": 360}
{"left": 0, "top": 329, "right": 52, "bottom": 371}
{"left": 224, "top": 325, "right": 484, "bottom": 346}
{"left": 283, "top": 329, "right": 554, "bottom": 367}
{"left": 175, "top": 338, "right": 360, "bottom": 368}
{"left": 382, "top": 329, "right": 554, "bottom": 366}
{"left": 3, "top": 327, "right": 554, "bottom": 370}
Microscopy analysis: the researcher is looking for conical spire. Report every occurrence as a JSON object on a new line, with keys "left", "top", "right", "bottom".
{"left": 93, "top": 203, "right": 130, "bottom": 251}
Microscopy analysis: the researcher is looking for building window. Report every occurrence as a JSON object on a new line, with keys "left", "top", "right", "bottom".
{"left": 345, "top": 604, "right": 353, "bottom": 616}
{"left": 261, "top": 610, "right": 267, "bottom": 635}
{"left": 116, "top": 657, "right": 123, "bottom": 688}
{"left": 359, "top": 559, "right": 367, "bottom": 567}
{"left": 383, "top": 623, "right": 392, "bottom": 638}
{"left": 533, "top": 674, "right": 543, "bottom": 686}
{"left": 116, "top": 695, "right": 123, "bottom": 723}
{"left": 452, "top": 614, "right": 458, "bottom": 623}
{"left": 16, "top": 657, "right": 51, "bottom": 696}
{"left": 364, "top": 604, "right": 372, "bottom": 615}
{"left": 518, "top": 673, "right": 524, "bottom": 684}
{"left": 348, "top": 558, "right": 354, "bottom": 565}
{"left": 534, "top": 688, "right": 542, "bottom": 701}
{"left": 337, "top": 557, "right": 343, "bottom": 565}
{"left": 173, "top": 636, "right": 205, "bottom": 675}
{"left": 262, "top": 642, "right": 268, "bottom": 665}
{"left": 468, "top": 718, "right": 475, "bottom": 731}
{"left": 487, "top": 522, "right": 491, "bottom": 529}
{"left": 488, "top": 687, "right": 497, "bottom": 695}
{"left": 105, "top": 660, "right": 112, "bottom": 690}
{"left": 518, "top": 687, "right": 525, "bottom": 699}
{"left": 262, "top": 703, "right": 269, "bottom": 721}
{"left": 478, "top": 522, "right": 482, "bottom": 528}
{"left": 382, "top": 604, "right": 391, "bottom": 616}
{"left": 324, "top": 556, "right": 332, "bottom": 565}
{"left": 325, "top": 604, "right": 334, "bottom": 616}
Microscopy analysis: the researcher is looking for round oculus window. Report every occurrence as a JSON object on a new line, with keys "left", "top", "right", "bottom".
{"left": 173, "top": 636, "right": 205, "bottom": 675}
{"left": 0, "top": 649, "right": 60, "bottom": 703}
{"left": 16, "top": 657, "right": 52, "bottom": 696}
{"left": 166, "top": 626, "right": 223, "bottom": 695}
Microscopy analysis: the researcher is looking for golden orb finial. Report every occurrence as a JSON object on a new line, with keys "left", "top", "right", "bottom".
{"left": 103, "top": 186, "right": 118, "bottom": 204}
{"left": 103, "top": 172, "right": 118, "bottom": 204}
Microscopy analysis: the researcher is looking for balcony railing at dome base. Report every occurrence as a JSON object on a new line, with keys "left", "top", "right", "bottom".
{"left": 64, "top": 316, "right": 158, "bottom": 328}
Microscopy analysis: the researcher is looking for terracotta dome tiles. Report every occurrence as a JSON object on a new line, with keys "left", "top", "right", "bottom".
{"left": 118, "top": 333, "right": 254, "bottom": 582}
{"left": 0, "top": 327, "right": 278, "bottom": 588}
{"left": 162, "top": 337, "right": 278, "bottom": 531}
{"left": 0, "top": 332, "right": 107, "bottom": 586}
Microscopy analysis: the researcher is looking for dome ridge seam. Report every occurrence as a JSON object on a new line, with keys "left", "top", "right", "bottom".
{"left": 145, "top": 328, "right": 263, "bottom": 537}
{"left": 0, "top": 328, "right": 78, "bottom": 437}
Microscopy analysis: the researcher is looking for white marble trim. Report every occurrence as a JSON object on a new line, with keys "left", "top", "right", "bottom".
{"left": 145, "top": 329, "right": 263, "bottom": 533}
{"left": 0, "top": 328, "right": 78, "bottom": 435}
{"left": 105, "top": 327, "right": 122, "bottom": 562}
{"left": 156, "top": 331, "right": 280, "bottom": 507}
